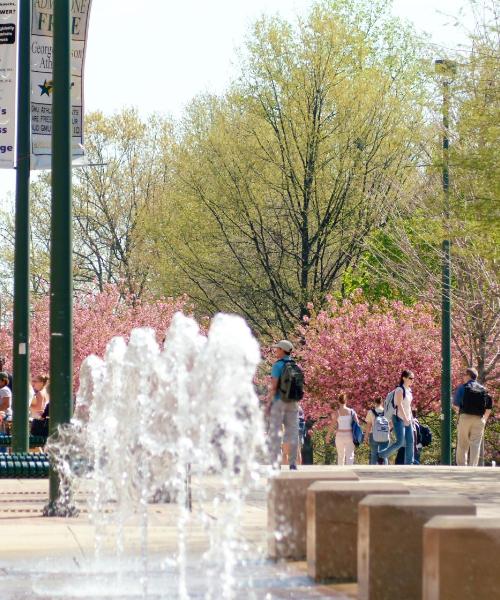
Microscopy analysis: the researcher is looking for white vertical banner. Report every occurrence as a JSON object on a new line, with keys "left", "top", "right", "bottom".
{"left": 0, "top": 0, "right": 18, "bottom": 169}
{"left": 31, "top": 0, "right": 92, "bottom": 170}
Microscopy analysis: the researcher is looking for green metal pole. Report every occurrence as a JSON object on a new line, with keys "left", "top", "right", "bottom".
{"left": 12, "top": 0, "right": 31, "bottom": 454}
{"left": 441, "top": 238, "right": 452, "bottom": 465}
{"left": 440, "top": 76, "right": 452, "bottom": 465}
{"left": 48, "top": 0, "right": 73, "bottom": 512}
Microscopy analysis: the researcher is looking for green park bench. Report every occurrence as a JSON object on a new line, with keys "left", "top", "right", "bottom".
{"left": 0, "top": 452, "right": 49, "bottom": 478}
{"left": 0, "top": 433, "right": 48, "bottom": 448}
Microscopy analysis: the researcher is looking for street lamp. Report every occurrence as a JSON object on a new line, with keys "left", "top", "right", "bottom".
{"left": 434, "top": 59, "right": 457, "bottom": 466}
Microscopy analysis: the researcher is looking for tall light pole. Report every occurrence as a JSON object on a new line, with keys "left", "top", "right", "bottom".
{"left": 46, "top": 0, "right": 74, "bottom": 514}
{"left": 435, "top": 59, "right": 457, "bottom": 466}
{"left": 12, "top": 0, "right": 31, "bottom": 454}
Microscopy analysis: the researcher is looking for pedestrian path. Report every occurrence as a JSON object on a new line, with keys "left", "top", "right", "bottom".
{"left": 0, "top": 466, "right": 498, "bottom": 598}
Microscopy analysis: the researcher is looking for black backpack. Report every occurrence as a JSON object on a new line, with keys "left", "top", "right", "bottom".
{"left": 419, "top": 424, "right": 432, "bottom": 447}
{"left": 279, "top": 359, "right": 305, "bottom": 402}
{"left": 462, "top": 381, "right": 489, "bottom": 416}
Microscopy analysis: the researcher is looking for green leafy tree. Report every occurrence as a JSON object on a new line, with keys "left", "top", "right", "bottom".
{"left": 148, "top": 0, "right": 428, "bottom": 335}
{"left": 451, "top": 0, "right": 500, "bottom": 246}
{"left": 356, "top": 0, "right": 499, "bottom": 385}
{"left": 0, "top": 109, "right": 173, "bottom": 302}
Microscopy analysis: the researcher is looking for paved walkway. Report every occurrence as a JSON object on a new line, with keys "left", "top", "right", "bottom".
{"left": 0, "top": 466, "right": 498, "bottom": 598}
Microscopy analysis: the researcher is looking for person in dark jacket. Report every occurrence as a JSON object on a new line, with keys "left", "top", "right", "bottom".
{"left": 301, "top": 417, "right": 315, "bottom": 465}
{"left": 454, "top": 367, "right": 493, "bottom": 466}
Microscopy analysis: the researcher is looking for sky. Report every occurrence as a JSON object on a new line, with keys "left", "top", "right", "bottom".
{"left": 83, "top": 0, "right": 473, "bottom": 117}
{"left": 0, "top": 0, "right": 474, "bottom": 196}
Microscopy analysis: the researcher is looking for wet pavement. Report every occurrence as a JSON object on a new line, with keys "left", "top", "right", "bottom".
{"left": 0, "top": 466, "right": 498, "bottom": 598}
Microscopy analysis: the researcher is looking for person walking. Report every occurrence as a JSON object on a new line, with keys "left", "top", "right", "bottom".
{"left": 301, "top": 417, "right": 315, "bottom": 465}
{"left": 454, "top": 367, "right": 493, "bottom": 466}
{"left": 267, "top": 340, "right": 301, "bottom": 470}
{"left": 378, "top": 370, "right": 415, "bottom": 465}
{"left": 365, "top": 397, "right": 389, "bottom": 465}
{"left": 326, "top": 394, "right": 360, "bottom": 466}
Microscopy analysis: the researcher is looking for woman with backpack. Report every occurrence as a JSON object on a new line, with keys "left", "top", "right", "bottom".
{"left": 365, "top": 397, "right": 390, "bottom": 465}
{"left": 325, "top": 393, "right": 361, "bottom": 465}
{"left": 378, "top": 369, "right": 415, "bottom": 465}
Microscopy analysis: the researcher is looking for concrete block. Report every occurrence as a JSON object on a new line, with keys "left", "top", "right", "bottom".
{"left": 423, "top": 516, "right": 500, "bottom": 600}
{"left": 268, "top": 470, "right": 359, "bottom": 560}
{"left": 358, "top": 494, "right": 476, "bottom": 600}
{"left": 307, "top": 481, "right": 409, "bottom": 582}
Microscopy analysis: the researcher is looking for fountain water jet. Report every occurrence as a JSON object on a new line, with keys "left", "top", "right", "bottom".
{"left": 43, "top": 312, "right": 267, "bottom": 599}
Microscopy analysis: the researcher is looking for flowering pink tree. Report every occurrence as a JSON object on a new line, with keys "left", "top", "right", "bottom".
{"left": 0, "top": 285, "right": 188, "bottom": 388}
{"left": 297, "top": 294, "right": 462, "bottom": 422}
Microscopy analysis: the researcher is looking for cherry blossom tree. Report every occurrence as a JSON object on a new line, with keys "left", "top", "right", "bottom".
{"left": 0, "top": 285, "right": 188, "bottom": 388}
{"left": 296, "top": 293, "right": 463, "bottom": 422}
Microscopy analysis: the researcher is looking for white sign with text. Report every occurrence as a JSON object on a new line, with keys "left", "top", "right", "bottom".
{"left": 0, "top": 0, "right": 17, "bottom": 168}
{"left": 31, "top": 0, "right": 92, "bottom": 169}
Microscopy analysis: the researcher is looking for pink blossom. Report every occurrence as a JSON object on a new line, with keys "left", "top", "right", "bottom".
{"left": 297, "top": 298, "right": 463, "bottom": 422}
{"left": 0, "top": 284, "right": 188, "bottom": 390}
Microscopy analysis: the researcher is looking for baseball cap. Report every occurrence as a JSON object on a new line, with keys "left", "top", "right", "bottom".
{"left": 274, "top": 340, "right": 293, "bottom": 352}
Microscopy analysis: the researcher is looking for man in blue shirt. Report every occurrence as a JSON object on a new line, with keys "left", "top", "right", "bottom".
{"left": 267, "top": 340, "right": 299, "bottom": 470}
{"left": 454, "top": 367, "right": 493, "bottom": 466}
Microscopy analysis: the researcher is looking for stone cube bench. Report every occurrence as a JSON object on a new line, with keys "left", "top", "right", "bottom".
{"left": 358, "top": 494, "right": 476, "bottom": 600}
{"left": 268, "top": 470, "right": 359, "bottom": 560}
{"left": 423, "top": 516, "right": 500, "bottom": 600}
{"left": 307, "top": 481, "right": 409, "bottom": 582}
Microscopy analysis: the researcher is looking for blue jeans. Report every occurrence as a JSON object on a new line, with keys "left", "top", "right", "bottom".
{"left": 369, "top": 434, "right": 388, "bottom": 465}
{"left": 378, "top": 416, "right": 414, "bottom": 465}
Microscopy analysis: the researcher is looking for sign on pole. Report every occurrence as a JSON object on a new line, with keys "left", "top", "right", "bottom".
{"left": 0, "top": 0, "right": 18, "bottom": 168}
{"left": 31, "top": 0, "right": 91, "bottom": 169}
